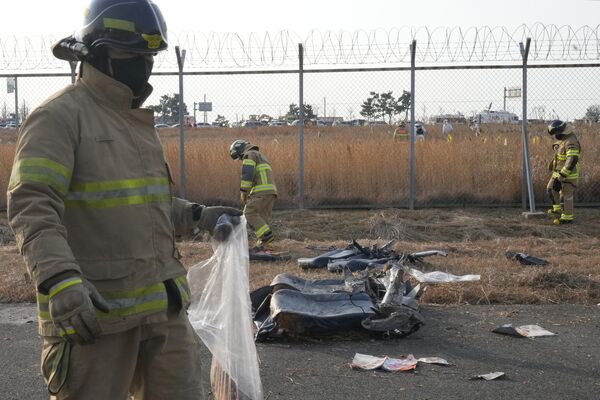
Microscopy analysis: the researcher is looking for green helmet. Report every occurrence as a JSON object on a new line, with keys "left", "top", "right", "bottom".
{"left": 230, "top": 139, "right": 247, "bottom": 160}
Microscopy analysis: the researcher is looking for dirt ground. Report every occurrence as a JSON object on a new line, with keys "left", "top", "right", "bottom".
{"left": 1, "top": 207, "right": 599, "bottom": 305}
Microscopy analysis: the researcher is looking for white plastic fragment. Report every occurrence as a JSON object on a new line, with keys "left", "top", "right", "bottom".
{"left": 515, "top": 324, "right": 556, "bottom": 338}
{"left": 417, "top": 357, "right": 450, "bottom": 366}
{"left": 409, "top": 268, "right": 480, "bottom": 283}
{"left": 351, "top": 353, "right": 386, "bottom": 370}
{"left": 473, "top": 372, "right": 505, "bottom": 381}
{"left": 381, "top": 355, "right": 418, "bottom": 372}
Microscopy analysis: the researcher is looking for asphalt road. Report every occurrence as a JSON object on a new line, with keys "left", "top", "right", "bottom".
{"left": 1, "top": 303, "right": 599, "bottom": 400}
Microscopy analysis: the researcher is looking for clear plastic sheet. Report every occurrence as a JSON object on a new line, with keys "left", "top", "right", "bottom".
{"left": 187, "top": 216, "right": 264, "bottom": 400}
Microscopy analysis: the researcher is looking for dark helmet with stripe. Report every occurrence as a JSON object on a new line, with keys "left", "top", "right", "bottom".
{"left": 548, "top": 120, "right": 566, "bottom": 136}
{"left": 230, "top": 139, "right": 248, "bottom": 160}
{"left": 53, "top": 0, "right": 168, "bottom": 61}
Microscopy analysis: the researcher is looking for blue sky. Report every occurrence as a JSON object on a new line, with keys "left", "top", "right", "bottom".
{"left": 1, "top": 0, "right": 599, "bottom": 36}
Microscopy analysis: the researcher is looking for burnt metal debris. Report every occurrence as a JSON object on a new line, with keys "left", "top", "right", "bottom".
{"left": 298, "top": 239, "right": 448, "bottom": 273}
{"left": 505, "top": 251, "right": 550, "bottom": 266}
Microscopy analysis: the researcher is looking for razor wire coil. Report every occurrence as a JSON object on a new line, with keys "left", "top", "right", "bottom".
{"left": 0, "top": 24, "right": 599, "bottom": 71}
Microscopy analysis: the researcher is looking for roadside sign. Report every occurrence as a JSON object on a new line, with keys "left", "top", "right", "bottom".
{"left": 7, "top": 77, "right": 15, "bottom": 94}
{"left": 197, "top": 102, "right": 212, "bottom": 112}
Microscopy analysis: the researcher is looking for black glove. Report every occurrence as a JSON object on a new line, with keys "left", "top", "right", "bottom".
{"left": 552, "top": 178, "right": 562, "bottom": 192}
{"left": 47, "top": 276, "right": 111, "bottom": 345}
{"left": 194, "top": 206, "right": 242, "bottom": 238}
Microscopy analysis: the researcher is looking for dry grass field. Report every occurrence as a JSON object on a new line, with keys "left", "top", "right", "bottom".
{"left": 0, "top": 124, "right": 598, "bottom": 307}
{"left": 1, "top": 208, "right": 599, "bottom": 306}
{"left": 1, "top": 122, "right": 598, "bottom": 209}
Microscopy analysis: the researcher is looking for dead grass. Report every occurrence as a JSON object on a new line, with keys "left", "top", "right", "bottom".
{"left": 1, "top": 208, "right": 599, "bottom": 306}
{"left": 1, "top": 124, "right": 599, "bottom": 208}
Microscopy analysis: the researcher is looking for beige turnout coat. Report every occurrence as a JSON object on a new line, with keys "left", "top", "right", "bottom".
{"left": 8, "top": 63, "right": 197, "bottom": 336}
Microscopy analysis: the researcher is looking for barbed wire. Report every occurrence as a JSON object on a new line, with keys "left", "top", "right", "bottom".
{"left": 0, "top": 24, "right": 599, "bottom": 71}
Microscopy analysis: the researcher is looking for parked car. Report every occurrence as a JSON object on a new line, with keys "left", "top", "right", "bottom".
{"left": 154, "top": 123, "right": 170, "bottom": 129}
{"left": 195, "top": 122, "right": 211, "bottom": 128}
{"left": 243, "top": 121, "right": 263, "bottom": 128}
{"left": 4, "top": 123, "right": 17, "bottom": 129}
{"left": 268, "top": 120, "right": 287, "bottom": 126}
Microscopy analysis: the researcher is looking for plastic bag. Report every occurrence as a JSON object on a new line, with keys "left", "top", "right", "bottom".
{"left": 187, "top": 215, "right": 264, "bottom": 400}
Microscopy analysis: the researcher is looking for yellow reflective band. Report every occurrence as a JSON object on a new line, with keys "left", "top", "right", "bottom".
{"left": 65, "top": 194, "right": 171, "bottom": 209}
{"left": 142, "top": 34, "right": 163, "bottom": 49}
{"left": 241, "top": 180, "right": 253, "bottom": 189}
{"left": 36, "top": 292, "right": 50, "bottom": 320}
{"left": 66, "top": 177, "right": 170, "bottom": 209}
{"left": 251, "top": 184, "right": 277, "bottom": 193}
{"left": 174, "top": 275, "right": 191, "bottom": 303}
{"left": 60, "top": 327, "right": 77, "bottom": 337}
{"left": 256, "top": 163, "right": 272, "bottom": 171}
{"left": 566, "top": 151, "right": 580, "bottom": 156}
{"left": 561, "top": 214, "right": 574, "bottom": 220}
{"left": 260, "top": 170, "right": 268, "bottom": 185}
{"left": 49, "top": 278, "right": 82, "bottom": 299}
{"left": 103, "top": 18, "right": 135, "bottom": 32}
{"left": 243, "top": 159, "right": 257, "bottom": 167}
{"left": 9, "top": 157, "right": 72, "bottom": 195}
{"left": 100, "top": 282, "right": 165, "bottom": 300}
{"left": 98, "top": 300, "right": 168, "bottom": 318}
{"left": 70, "top": 177, "right": 168, "bottom": 192}
{"left": 98, "top": 283, "right": 168, "bottom": 318}
{"left": 256, "top": 224, "right": 270, "bottom": 237}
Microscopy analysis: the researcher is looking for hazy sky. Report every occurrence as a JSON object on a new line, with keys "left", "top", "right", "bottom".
{"left": 1, "top": 0, "right": 599, "bottom": 36}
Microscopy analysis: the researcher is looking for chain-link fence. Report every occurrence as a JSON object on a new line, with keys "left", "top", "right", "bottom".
{"left": 0, "top": 28, "right": 599, "bottom": 210}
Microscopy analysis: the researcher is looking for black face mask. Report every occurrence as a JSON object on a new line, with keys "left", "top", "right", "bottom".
{"left": 109, "top": 55, "right": 154, "bottom": 97}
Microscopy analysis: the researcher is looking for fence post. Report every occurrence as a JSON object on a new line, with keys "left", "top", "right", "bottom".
{"left": 298, "top": 43, "right": 305, "bottom": 209}
{"left": 13, "top": 76, "right": 19, "bottom": 126}
{"left": 175, "top": 46, "right": 187, "bottom": 198}
{"left": 520, "top": 38, "right": 537, "bottom": 214}
{"left": 409, "top": 40, "right": 416, "bottom": 210}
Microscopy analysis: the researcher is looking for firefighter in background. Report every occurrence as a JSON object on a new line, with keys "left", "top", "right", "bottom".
{"left": 8, "top": 1, "right": 240, "bottom": 398}
{"left": 230, "top": 139, "right": 278, "bottom": 252}
{"left": 546, "top": 119, "right": 581, "bottom": 225}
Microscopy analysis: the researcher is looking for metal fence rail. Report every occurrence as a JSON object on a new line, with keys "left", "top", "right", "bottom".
{"left": 0, "top": 29, "right": 599, "bottom": 210}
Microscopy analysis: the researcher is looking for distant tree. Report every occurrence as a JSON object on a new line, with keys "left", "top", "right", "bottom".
{"left": 584, "top": 104, "right": 600, "bottom": 122}
{"left": 285, "top": 103, "right": 316, "bottom": 121}
{"left": 148, "top": 93, "right": 188, "bottom": 125}
{"left": 214, "top": 114, "right": 230, "bottom": 127}
{"left": 397, "top": 90, "right": 411, "bottom": 121}
{"left": 19, "top": 99, "right": 29, "bottom": 121}
{"left": 360, "top": 91, "right": 411, "bottom": 124}
{"left": 360, "top": 96, "right": 376, "bottom": 120}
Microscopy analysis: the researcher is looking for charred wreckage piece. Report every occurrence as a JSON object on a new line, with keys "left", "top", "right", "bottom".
{"left": 251, "top": 259, "right": 427, "bottom": 342}
{"left": 297, "top": 239, "right": 448, "bottom": 273}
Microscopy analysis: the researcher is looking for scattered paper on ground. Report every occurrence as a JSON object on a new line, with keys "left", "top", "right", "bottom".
{"left": 409, "top": 268, "right": 481, "bottom": 283}
{"left": 493, "top": 324, "right": 556, "bottom": 338}
{"left": 472, "top": 372, "right": 505, "bottom": 381}
{"left": 515, "top": 324, "right": 556, "bottom": 337}
{"left": 351, "top": 353, "right": 386, "bottom": 370}
{"left": 417, "top": 357, "right": 450, "bottom": 366}
{"left": 382, "top": 355, "right": 418, "bottom": 372}
{"left": 352, "top": 353, "right": 450, "bottom": 372}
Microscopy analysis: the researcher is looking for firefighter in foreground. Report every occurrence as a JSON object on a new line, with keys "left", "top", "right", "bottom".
{"left": 230, "top": 139, "right": 278, "bottom": 254}
{"left": 7, "top": 1, "right": 240, "bottom": 398}
{"left": 546, "top": 119, "right": 581, "bottom": 225}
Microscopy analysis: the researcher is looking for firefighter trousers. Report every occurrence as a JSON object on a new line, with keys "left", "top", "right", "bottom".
{"left": 546, "top": 178, "right": 576, "bottom": 219}
{"left": 244, "top": 194, "right": 276, "bottom": 246}
{"left": 41, "top": 304, "right": 204, "bottom": 400}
